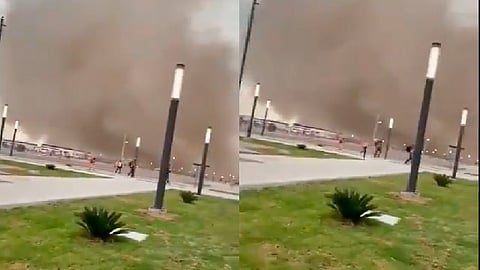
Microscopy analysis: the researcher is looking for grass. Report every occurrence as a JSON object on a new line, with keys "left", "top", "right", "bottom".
{"left": 240, "top": 174, "right": 478, "bottom": 270}
{"left": 240, "top": 137, "right": 353, "bottom": 159}
{"left": 0, "top": 191, "right": 239, "bottom": 270}
{"left": 0, "top": 159, "right": 102, "bottom": 178}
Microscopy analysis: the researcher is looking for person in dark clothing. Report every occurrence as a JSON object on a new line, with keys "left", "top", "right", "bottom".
{"left": 373, "top": 140, "right": 382, "bottom": 158}
{"left": 404, "top": 145, "right": 413, "bottom": 164}
{"left": 361, "top": 143, "right": 368, "bottom": 160}
{"left": 128, "top": 159, "right": 136, "bottom": 177}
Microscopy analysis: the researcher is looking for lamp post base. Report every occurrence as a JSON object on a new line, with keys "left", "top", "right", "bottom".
{"left": 147, "top": 207, "right": 168, "bottom": 215}
{"left": 400, "top": 191, "right": 421, "bottom": 198}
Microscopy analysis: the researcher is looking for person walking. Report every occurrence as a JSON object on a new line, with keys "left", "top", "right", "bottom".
{"left": 404, "top": 145, "right": 414, "bottom": 164}
{"left": 361, "top": 142, "right": 368, "bottom": 160}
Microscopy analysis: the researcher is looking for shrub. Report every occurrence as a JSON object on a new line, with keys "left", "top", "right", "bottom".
{"left": 75, "top": 207, "right": 128, "bottom": 242}
{"left": 434, "top": 174, "right": 453, "bottom": 187}
{"left": 45, "top": 164, "right": 56, "bottom": 170}
{"left": 180, "top": 191, "right": 198, "bottom": 204}
{"left": 297, "top": 144, "right": 307, "bottom": 150}
{"left": 326, "top": 188, "right": 380, "bottom": 225}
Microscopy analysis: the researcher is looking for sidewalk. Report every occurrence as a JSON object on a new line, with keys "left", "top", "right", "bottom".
{"left": 240, "top": 153, "right": 478, "bottom": 190}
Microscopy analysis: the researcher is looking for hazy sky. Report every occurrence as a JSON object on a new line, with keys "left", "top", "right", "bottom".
{"left": 0, "top": 0, "right": 239, "bottom": 145}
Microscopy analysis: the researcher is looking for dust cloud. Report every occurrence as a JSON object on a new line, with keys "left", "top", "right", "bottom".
{"left": 240, "top": 0, "right": 478, "bottom": 157}
{"left": 0, "top": 0, "right": 238, "bottom": 177}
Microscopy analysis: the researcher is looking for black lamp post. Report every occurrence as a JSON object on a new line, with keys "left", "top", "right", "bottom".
{"left": 0, "top": 104, "right": 8, "bottom": 151}
{"left": 261, "top": 99, "right": 271, "bottom": 136}
{"left": 197, "top": 126, "right": 212, "bottom": 195}
{"left": 246, "top": 83, "right": 260, "bottom": 138}
{"left": 372, "top": 114, "right": 382, "bottom": 142}
{"left": 384, "top": 117, "right": 394, "bottom": 159}
{"left": 0, "top": 16, "right": 6, "bottom": 42}
{"left": 452, "top": 108, "right": 468, "bottom": 179}
{"left": 131, "top": 137, "right": 140, "bottom": 177}
{"left": 151, "top": 63, "right": 185, "bottom": 212}
{"left": 239, "top": 0, "right": 259, "bottom": 90}
{"left": 9, "top": 120, "right": 18, "bottom": 156}
{"left": 406, "top": 42, "right": 441, "bottom": 194}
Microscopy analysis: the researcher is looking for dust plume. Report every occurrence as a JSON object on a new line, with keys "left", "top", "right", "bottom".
{"left": 240, "top": 0, "right": 478, "bottom": 157}
{"left": 0, "top": 0, "right": 238, "bottom": 177}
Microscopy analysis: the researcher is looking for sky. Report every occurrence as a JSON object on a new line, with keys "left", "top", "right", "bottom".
{"left": 238, "top": 0, "right": 478, "bottom": 161}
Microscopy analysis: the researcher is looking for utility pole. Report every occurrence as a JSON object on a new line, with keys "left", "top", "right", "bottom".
{"left": 239, "top": 0, "right": 259, "bottom": 90}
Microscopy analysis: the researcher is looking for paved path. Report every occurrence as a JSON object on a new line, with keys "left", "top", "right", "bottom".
{"left": 0, "top": 156, "right": 238, "bottom": 209}
{"left": 240, "top": 153, "right": 478, "bottom": 190}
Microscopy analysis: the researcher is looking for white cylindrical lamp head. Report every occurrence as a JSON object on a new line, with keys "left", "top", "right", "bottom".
{"left": 205, "top": 126, "right": 212, "bottom": 144}
{"left": 171, "top": 63, "right": 185, "bottom": 99}
{"left": 426, "top": 42, "right": 441, "bottom": 79}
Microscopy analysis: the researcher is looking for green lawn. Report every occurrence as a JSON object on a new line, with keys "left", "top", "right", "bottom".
{"left": 0, "top": 191, "right": 239, "bottom": 270}
{"left": 0, "top": 159, "right": 103, "bottom": 178}
{"left": 240, "top": 137, "right": 353, "bottom": 159}
{"left": 240, "top": 174, "right": 478, "bottom": 270}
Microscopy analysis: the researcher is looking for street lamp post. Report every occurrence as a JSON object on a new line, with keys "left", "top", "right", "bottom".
{"left": 131, "top": 137, "right": 140, "bottom": 177}
{"left": 120, "top": 134, "right": 128, "bottom": 162}
{"left": 372, "top": 114, "right": 381, "bottom": 142}
{"left": 0, "top": 16, "right": 6, "bottom": 42}
{"left": 239, "top": 0, "right": 259, "bottom": 89}
{"left": 452, "top": 108, "right": 468, "bottom": 179}
{"left": 261, "top": 100, "right": 271, "bottom": 136}
{"left": 384, "top": 118, "right": 394, "bottom": 159}
{"left": 246, "top": 83, "right": 260, "bottom": 138}
{"left": 151, "top": 63, "right": 185, "bottom": 212}
{"left": 9, "top": 121, "right": 18, "bottom": 156}
{"left": 406, "top": 42, "right": 441, "bottom": 194}
{"left": 197, "top": 127, "right": 212, "bottom": 195}
{"left": 0, "top": 104, "right": 8, "bottom": 151}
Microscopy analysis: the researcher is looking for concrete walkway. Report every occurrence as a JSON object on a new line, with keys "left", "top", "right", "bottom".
{"left": 240, "top": 153, "right": 478, "bottom": 190}
{"left": 0, "top": 173, "right": 238, "bottom": 209}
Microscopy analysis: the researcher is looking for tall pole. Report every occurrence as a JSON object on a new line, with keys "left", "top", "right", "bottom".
{"left": 0, "top": 16, "right": 6, "bottom": 42}
{"left": 406, "top": 42, "right": 441, "bottom": 193}
{"left": 452, "top": 108, "right": 468, "bottom": 178}
{"left": 131, "top": 137, "right": 140, "bottom": 178}
{"left": 197, "top": 127, "right": 212, "bottom": 195}
{"left": 372, "top": 114, "right": 381, "bottom": 142}
{"left": 384, "top": 118, "right": 394, "bottom": 159}
{"left": 239, "top": 0, "right": 259, "bottom": 90}
{"left": 261, "top": 99, "right": 271, "bottom": 136}
{"left": 9, "top": 121, "right": 18, "bottom": 156}
{"left": 246, "top": 83, "right": 260, "bottom": 137}
{"left": 0, "top": 104, "right": 8, "bottom": 151}
{"left": 120, "top": 134, "right": 128, "bottom": 161}
{"left": 151, "top": 63, "right": 185, "bottom": 211}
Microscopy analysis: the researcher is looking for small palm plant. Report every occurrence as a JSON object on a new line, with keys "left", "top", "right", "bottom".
{"left": 326, "top": 188, "right": 380, "bottom": 225}
{"left": 180, "top": 191, "right": 198, "bottom": 204}
{"left": 433, "top": 174, "right": 453, "bottom": 187}
{"left": 75, "top": 207, "right": 128, "bottom": 242}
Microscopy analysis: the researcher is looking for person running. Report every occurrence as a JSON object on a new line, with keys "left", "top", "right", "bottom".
{"left": 338, "top": 137, "right": 344, "bottom": 150}
{"left": 88, "top": 157, "right": 96, "bottom": 171}
{"left": 373, "top": 140, "right": 383, "bottom": 158}
{"left": 361, "top": 142, "right": 368, "bottom": 160}
{"left": 128, "top": 159, "right": 136, "bottom": 177}
{"left": 404, "top": 145, "right": 413, "bottom": 164}
{"left": 114, "top": 160, "right": 123, "bottom": 174}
